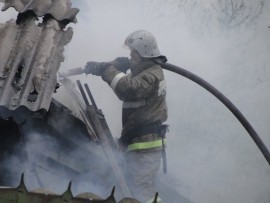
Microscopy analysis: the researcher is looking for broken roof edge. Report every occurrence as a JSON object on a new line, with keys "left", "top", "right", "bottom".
{"left": 0, "top": 0, "right": 80, "bottom": 24}
{"left": 0, "top": 98, "right": 74, "bottom": 124}
{"left": 0, "top": 97, "right": 73, "bottom": 118}
{"left": 0, "top": 105, "right": 42, "bottom": 124}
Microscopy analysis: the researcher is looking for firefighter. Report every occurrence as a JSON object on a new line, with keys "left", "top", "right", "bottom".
{"left": 85, "top": 30, "right": 168, "bottom": 203}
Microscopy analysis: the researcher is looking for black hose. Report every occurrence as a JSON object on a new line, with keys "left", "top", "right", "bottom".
{"left": 161, "top": 62, "right": 270, "bottom": 165}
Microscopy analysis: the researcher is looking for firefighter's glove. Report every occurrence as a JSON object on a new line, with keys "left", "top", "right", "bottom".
{"left": 111, "top": 57, "right": 130, "bottom": 73}
{"left": 85, "top": 61, "right": 111, "bottom": 76}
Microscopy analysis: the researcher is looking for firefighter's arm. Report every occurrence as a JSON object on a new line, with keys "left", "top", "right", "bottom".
{"left": 101, "top": 67, "right": 158, "bottom": 101}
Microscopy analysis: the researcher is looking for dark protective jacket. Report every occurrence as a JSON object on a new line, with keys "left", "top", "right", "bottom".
{"left": 101, "top": 60, "right": 168, "bottom": 150}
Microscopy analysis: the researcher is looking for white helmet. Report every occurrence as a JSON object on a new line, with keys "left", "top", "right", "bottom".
{"left": 124, "top": 30, "right": 161, "bottom": 58}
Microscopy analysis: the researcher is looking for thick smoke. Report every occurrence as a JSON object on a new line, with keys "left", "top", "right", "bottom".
{"left": 1, "top": 0, "right": 270, "bottom": 202}
{"left": 0, "top": 127, "right": 118, "bottom": 199}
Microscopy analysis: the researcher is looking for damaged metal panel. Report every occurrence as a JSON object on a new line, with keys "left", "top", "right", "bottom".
{"left": 0, "top": 0, "right": 78, "bottom": 111}
{"left": 0, "top": 174, "right": 118, "bottom": 203}
{"left": 1, "top": 0, "right": 79, "bottom": 23}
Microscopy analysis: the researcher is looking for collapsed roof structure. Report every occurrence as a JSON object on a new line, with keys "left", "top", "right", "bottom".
{"left": 0, "top": 0, "right": 123, "bottom": 202}
{"left": 0, "top": 0, "right": 193, "bottom": 202}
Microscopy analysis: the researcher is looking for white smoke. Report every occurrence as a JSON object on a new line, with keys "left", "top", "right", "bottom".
{"left": 1, "top": 0, "right": 269, "bottom": 202}
{"left": 63, "top": 1, "right": 270, "bottom": 203}
{"left": 0, "top": 129, "right": 118, "bottom": 199}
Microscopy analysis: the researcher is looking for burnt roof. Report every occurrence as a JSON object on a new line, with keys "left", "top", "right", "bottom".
{"left": 1, "top": 0, "right": 79, "bottom": 24}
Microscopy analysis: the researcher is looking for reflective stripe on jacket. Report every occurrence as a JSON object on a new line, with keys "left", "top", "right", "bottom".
{"left": 127, "top": 138, "right": 167, "bottom": 151}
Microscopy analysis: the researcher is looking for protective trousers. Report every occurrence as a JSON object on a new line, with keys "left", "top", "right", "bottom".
{"left": 125, "top": 150, "right": 162, "bottom": 203}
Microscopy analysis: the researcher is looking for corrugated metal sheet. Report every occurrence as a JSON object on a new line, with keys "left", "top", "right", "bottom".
{"left": 0, "top": 0, "right": 78, "bottom": 111}
{"left": 1, "top": 0, "right": 79, "bottom": 23}
{"left": 0, "top": 174, "right": 117, "bottom": 202}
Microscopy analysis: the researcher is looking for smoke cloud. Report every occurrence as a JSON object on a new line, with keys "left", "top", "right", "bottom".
{"left": 1, "top": 0, "right": 269, "bottom": 202}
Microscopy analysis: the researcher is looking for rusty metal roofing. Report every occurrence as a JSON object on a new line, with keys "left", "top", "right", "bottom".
{"left": 0, "top": 1, "right": 79, "bottom": 112}
{"left": 0, "top": 0, "right": 79, "bottom": 23}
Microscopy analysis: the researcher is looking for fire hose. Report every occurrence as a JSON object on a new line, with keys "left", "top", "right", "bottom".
{"left": 161, "top": 62, "right": 270, "bottom": 166}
